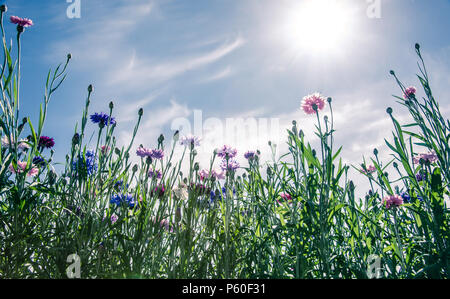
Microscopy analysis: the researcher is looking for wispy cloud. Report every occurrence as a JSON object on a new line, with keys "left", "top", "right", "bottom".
{"left": 107, "top": 36, "right": 245, "bottom": 89}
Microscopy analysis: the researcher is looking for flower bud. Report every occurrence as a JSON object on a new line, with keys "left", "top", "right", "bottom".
{"left": 88, "top": 84, "right": 94, "bottom": 93}
{"left": 72, "top": 133, "right": 80, "bottom": 145}
{"left": 373, "top": 148, "right": 378, "bottom": 156}
{"left": 0, "top": 5, "right": 7, "bottom": 13}
{"left": 173, "top": 130, "right": 180, "bottom": 142}
{"left": 67, "top": 53, "right": 72, "bottom": 61}
{"left": 389, "top": 70, "right": 395, "bottom": 76}
{"left": 109, "top": 101, "right": 114, "bottom": 110}
{"left": 158, "top": 134, "right": 165, "bottom": 146}
{"left": 327, "top": 97, "right": 332, "bottom": 103}
{"left": 138, "top": 108, "right": 143, "bottom": 117}
{"left": 415, "top": 43, "right": 420, "bottom": 51}
{"left": 132, "top": 164, "right": 138, "bottom": 173}
{"left": 349, "top": 181, "right": 355, "bottom": 190}
{"left": 386, "top": 107, "right": 393, "bottom": 114}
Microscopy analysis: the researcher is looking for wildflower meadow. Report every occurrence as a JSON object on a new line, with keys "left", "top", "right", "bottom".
{"left": 0, "top": 4, "right": 448, "bottom": 279}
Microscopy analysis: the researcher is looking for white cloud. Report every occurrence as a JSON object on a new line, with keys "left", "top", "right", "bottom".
{"left": 107, "top": 36, "right": 245, "bottom": 89}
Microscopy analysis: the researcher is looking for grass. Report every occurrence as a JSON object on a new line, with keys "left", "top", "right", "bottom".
{"left": 0, "top": 6, "right": 448, "bottom": 279}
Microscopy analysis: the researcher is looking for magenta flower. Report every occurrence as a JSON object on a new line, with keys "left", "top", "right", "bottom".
{"left": 301, "top": 93, "right": 326, "bottom": 115}
{"left": 413, "top": 150, "right": 438, "bottom": 165}
{"left": 403, "top": 86, "right": 417, "bottom": 99}
{"left": 39, "top": 136, "right": 55, "bottom": 149}
{"left": 10, "top": 16, "right": 34, "bottom": 27}
{"left": 277, "top": 192, "right": 293, "bottom": 205}
{"left": 216, "top": 145, "right": 238, "bottom": 159}
{"left": 382, "top": 195, "right": 404, "bottom": 209}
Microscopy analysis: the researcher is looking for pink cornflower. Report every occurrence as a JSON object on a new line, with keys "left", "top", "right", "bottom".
{"left": 277, "top": 192, "right": 293, "bottom": 205}
{"left": 10, "top": 16, "right": 33, "bottom": 27}
{"left": 301, "top": 93, "right": 326, "bottom": 115}
{"left": 111, "top": 214, "right": 119, "bottom": 224}
{"left": 403, "top": 86, "right": 417, "bottom": 99}
{"left": 382, "top": 195, "right": 404, "bottom": 209}
{"left": 100, "top": 145, "right": 110, "bottom": 155}
{"left": 220, "top": 159, "right": 240, "bottom": 172}
{"left": 361, "top": 164, "right": 376, "bottom": 175}
{"left": 199, "top": 169, "right": 225, "bottom": 181}
{"left": 413, "top": 150, "right": 438, "bottom": 165}
{"left": 210, "top": 169, "right": 226, "bottom": 180}
{"left": 9, "top": 161, "right": 39, "bottom": 177}
{"left": 216, "top": 145, "right": 238, "bottom": 159}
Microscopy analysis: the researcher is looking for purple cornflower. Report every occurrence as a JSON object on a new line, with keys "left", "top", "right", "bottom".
{"left": 148, "top": 169, "right": 162, "bottom": 179}
{"left": 216, "top": 145, "right": 237, "bottom": 159}
{"left": 136, "top": 146, "right": 152, "bottom": 158}
{"left": 416, "top": 172, "right": 425, "bottom": 182}
{"left": 413, "top": 150, "right": 438, "bottom": 165}
{"left": 10, "top": 16, "right": 33, "bottom": 27}
{"left": 90, "top": 112, "right": 116, "bottom": 127}
{"left": 244, "top": 151, "right": 259, "bottom": 160}
{"left": 220, "top": 159, "right": 240, "bottom": 172}
{"left": 180, "top": 135, "right": 201, "bottom": 148}
{"left": 151, "top": 149, "right": 164, "bottom": 160}
{"left": 38, "top": 136, "right": 55, "bottom": 149}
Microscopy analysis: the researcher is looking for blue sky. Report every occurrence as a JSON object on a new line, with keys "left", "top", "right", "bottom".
{"left": 4, "top": 0, "right": 450, "bottom": 189}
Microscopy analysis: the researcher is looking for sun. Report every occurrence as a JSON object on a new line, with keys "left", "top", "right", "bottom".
{"left": 281, "top": 0, "right": 356, "bottom": 54}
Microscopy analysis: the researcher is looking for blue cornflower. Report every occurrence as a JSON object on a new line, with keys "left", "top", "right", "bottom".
{"left": 90, "top": 112, "right": 116, "bottom": 127}
{"left": 114, "top": 179, "right": 128, "bottom": 191}
{"left": 32, "top": 156, "right": 46, "bottom": 167}
{"left": 400, "top": 192, "right": 411, "bottom": 203}
{"left": 72, "top": 150, "right": 98, "bottom": 178}
{"left": 110, "top": 193, "right": 136, "bottom": 209}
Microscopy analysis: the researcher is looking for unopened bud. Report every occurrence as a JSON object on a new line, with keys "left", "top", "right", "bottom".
{"left": 72, "top": 133, "right": 80, "bottom": 145}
